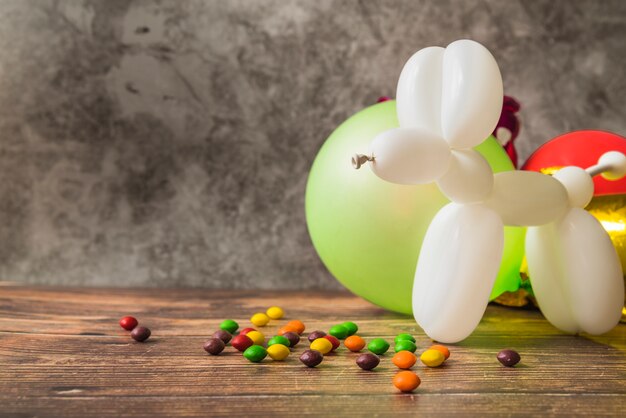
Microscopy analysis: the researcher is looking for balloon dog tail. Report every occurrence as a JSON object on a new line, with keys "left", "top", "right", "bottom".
{"left": 585, "top": 151, "right": 626, "bottom": 180}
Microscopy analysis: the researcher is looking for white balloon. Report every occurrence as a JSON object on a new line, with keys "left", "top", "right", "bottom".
{"left": 441, "top": 40, "right": 503, "bottom": 149}
{"left": 369, "top": 127, "right": 451, "bottom": 185}
{"left": 436, "top": 149, "right": 493, "bottom": 203}
{"left": 525, "top": 222, "right": 580, "bottom": 333}
{"left": 527, "top": 209, "right": 624, "bottom": 335}
{"left": 552, "top": 166, "right": 594, "bottom": 208}
{"left": 396, "top": 47, "right": 444, "bottom": 135}
{"left": 484, "top": 171, "right": 569, "bottom": 226}
{"left": 598, "top": 151, "right": 626, "bottom": 180}
{"left": 413, "top": 203, "right": 503, "bottom": 343}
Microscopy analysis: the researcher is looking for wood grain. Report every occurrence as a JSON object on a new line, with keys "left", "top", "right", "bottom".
{"left": 0, "top": 283, "right": 624, "bottom": 417}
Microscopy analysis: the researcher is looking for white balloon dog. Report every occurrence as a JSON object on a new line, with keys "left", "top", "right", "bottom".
{"left": 353, "top": 39, "right": 625, "bottom": 343}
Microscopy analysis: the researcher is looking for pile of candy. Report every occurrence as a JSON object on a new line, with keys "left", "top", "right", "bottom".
{"left": 203, "top": 306, "right": 521, "bottom": 393}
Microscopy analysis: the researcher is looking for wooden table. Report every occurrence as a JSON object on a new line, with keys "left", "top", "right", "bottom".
{"left": 1, "top": 284, "right": 624, "bottom": 417}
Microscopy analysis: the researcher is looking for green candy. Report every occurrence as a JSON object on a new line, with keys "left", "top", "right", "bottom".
{"left": 329, "top": 325, "right": 349, "bottom": 340}
{"left": 220, "top": 319, "right": 239, "bottom": 334}
{"left": 394, "top": 333, "right": 416, "bottom": 344}
{"left": 267, "top": 335, "right": 291, "bottom": 347}
{"left": 243, "top": 345, "right": 267, "bottom": 363}
{"left": 394, "top": 340, "right": 417, "bottom": 353}
{"left": 341, "top": 321, "right": 358, "bottom": 336}
{"left": 367, "top": 338, "right": 390, "bottom": 355}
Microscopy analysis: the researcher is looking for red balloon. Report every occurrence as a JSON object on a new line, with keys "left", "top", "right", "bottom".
{"left": 522, "top": 130, "right": 626, "bottom": 196}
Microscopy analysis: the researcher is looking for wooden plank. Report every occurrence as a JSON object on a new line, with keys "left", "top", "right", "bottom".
{"left": 2, "top": 394, "right": 625, "bottom": 418}
{"left": 0, "top": 283, "right": 624, "bottom": 417}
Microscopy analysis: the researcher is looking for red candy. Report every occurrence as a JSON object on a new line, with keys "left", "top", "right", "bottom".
{"left": 119, "top": 316, "right": 138, "bottom": 331}
{"left": 231, "top": 334, "right": 254, "bottom": 352}
{"left": 323, "top": 335, "right": 340, "bottom": 351}
{"left": 239, "top": 327, "right": 256, "bottom": 336}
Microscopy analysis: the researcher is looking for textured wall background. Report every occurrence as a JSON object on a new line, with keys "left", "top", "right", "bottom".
{"left": 0, "top": 0, "right": 624, "bottom": 288}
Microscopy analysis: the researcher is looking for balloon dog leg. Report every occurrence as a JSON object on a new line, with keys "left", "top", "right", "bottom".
{"left": 412, "top": 203, "right": 504, "bottom": 343}
{"left": 526, "top": 152, "right": 626, "bottom": 334}
{"left": 526, "top": 209, "right": 623, "bottom": 334}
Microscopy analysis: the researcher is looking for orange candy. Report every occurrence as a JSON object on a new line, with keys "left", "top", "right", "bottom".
{"left": 285, "top": 320, "right": 306, "bottom": 335}
{"left": 430, "top": 344, "right": 450, "bottom": 360}
{"left": 344, "top": 335, "right": 366, "bottom": 352}
{"left": 277, "top": 325, "right": 298, "bottom": 336}
{"left": 392, "top": 351, "right": 417, "bottom": 369}
{"left": 393, "top": 371, "right": 421, "bottom": 393}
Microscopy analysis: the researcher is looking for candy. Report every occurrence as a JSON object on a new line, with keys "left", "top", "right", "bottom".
{"left": 286, "top": 320, "right": 305, "bottom": 335}
{"left": 246, "top": 330, "right": 265, "bottom": 346}
{"left": 299, "top": 349, "right": 323, "bottom": 367}
{"left": 119, "top": 316, "right": 138, "bottom": 331}
{"left": 420, "top": 349, "right": 445, "bottom": 367}
{"left": 203, "top": 338, "right": 225, "bottom": 355}
{"left": 394, "top": 340, "right": 417, "bottom": 353}
{"left": 243, "top": 345, "right": 267, "bottom": 363}
{"left": 323, "top": 335, "right": 340, "bottom": 351}
{"left": 267, "top": 335, "right": 290, "bottom": 347}
{"left": 367, "top": 338, "right": 390, "bottom": 355}
{"left": 266, "top": 306, "right": 284, "bottom": 320}
{"left": 212, "top": 330, "right": 232, "bottom": 344}
{"left": 344, "top": 335, "right": 366, "bottom": 352}
{"left": 250, "top": 313, "right": 270, "bottom": 327}
{"left": 307, "top": 330, "right": 326, "bottom": 343}
{"left": 328, "top": 324, "right": 349, "bottom": 340}
{"left": 239, "top": 327, "right": 256, "bottom": 336}
{"left": 341, "top": 321, "right": 358, "bottom": 336}
{"left": 394, "top": 333, "right": 416, "bottom": 344}
{"left": 220, "top": 319, "right": 239, "bottom": 334}
{"left": 393, "top": 371, "right": 421, "bottom": 392}
{"left": 430, "top": 344, "right": 450, "bottom": 360}
{"left": 310, "top": 337, "right": 333, "bottom": 354}
{"left": 231, "top": 334, "right": 254, "bottom": 352}
{"left": 356, "top": 353, "right": 380, "bottom": 370}
{"left": 283, "top": 331, "right": 300, "bottom": 347}
{"left": 392, "top": 351, "right": 417, "bottom": 369}
{"left": 131, "top": 326, "right": 151, "bottom": 342}
{"left": 277, "top": 325, "right": 299, "bottom": 335}
{"left": 497, "top": 349, "right": 521, "bottom": 367}
{"left": 267, "top": 344, "right": 290, "bottom": 361}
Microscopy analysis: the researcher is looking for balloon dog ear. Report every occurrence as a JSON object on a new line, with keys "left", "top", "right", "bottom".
{"left": 397, "top": 40, "right": 503, "bottom": 150}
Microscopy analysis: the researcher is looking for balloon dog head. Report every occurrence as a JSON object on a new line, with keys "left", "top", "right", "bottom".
{"left": 353, "top": 39, "right": 626, "bottom": 342}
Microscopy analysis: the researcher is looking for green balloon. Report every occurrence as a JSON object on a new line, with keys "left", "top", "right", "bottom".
{"left": 306, "top": 101, "right": 525, "bottom": 314}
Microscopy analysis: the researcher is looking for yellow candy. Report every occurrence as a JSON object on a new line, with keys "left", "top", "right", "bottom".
{"left": 310, "top": 338, "right": 333, "bottom": 355}
{"left": 267, "top": 344, "right": 290, "bottom": 361}
{"left": 420, "top": 349, "right": 445, "bottom": 367}
{"left": 250, "top": 313, "right": 270, "bottom": 327}
{"left": 266, "top": 306, "right": 284, "bottom": 320}
{"left": 246, "top": 330, "right": 265, "bottom": 346}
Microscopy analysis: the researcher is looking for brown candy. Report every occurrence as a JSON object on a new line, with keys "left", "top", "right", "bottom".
{"left": 497, "top": 349, "right": 521, "bottom": 367}
{"left": 356, "top": 353, "right": 380, "bottom": 370}
{"left": 203, "top": 338, "right": 225, "bottom": 355}
{"left": 299, "top": 349, "right": 323, "bottom": 368}
{"left": 307, "top": 330, "right": 326, "bottom": 343}
{"left": 212, "top": 329, "right": 232, "bottom": 344}
{"left": 131, "top": 326, "right": 151, "bottom": 342}
{"left": 283, "top": 331, "right": 300, "bottom": 347}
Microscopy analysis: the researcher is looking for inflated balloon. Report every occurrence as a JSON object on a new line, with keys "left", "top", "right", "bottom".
{"left": 522, "top": 130, "right": 626, "bottom": 321}
{"left": 354, "top": 39, "right": 625, "bottom": 342}
{"left": 306, "top": 100, "right": 525, "bottom": 315}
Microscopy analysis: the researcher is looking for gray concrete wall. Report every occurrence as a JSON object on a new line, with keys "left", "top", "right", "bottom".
{"left": 0, "top": 0, "right": 624, "bottom": 288}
